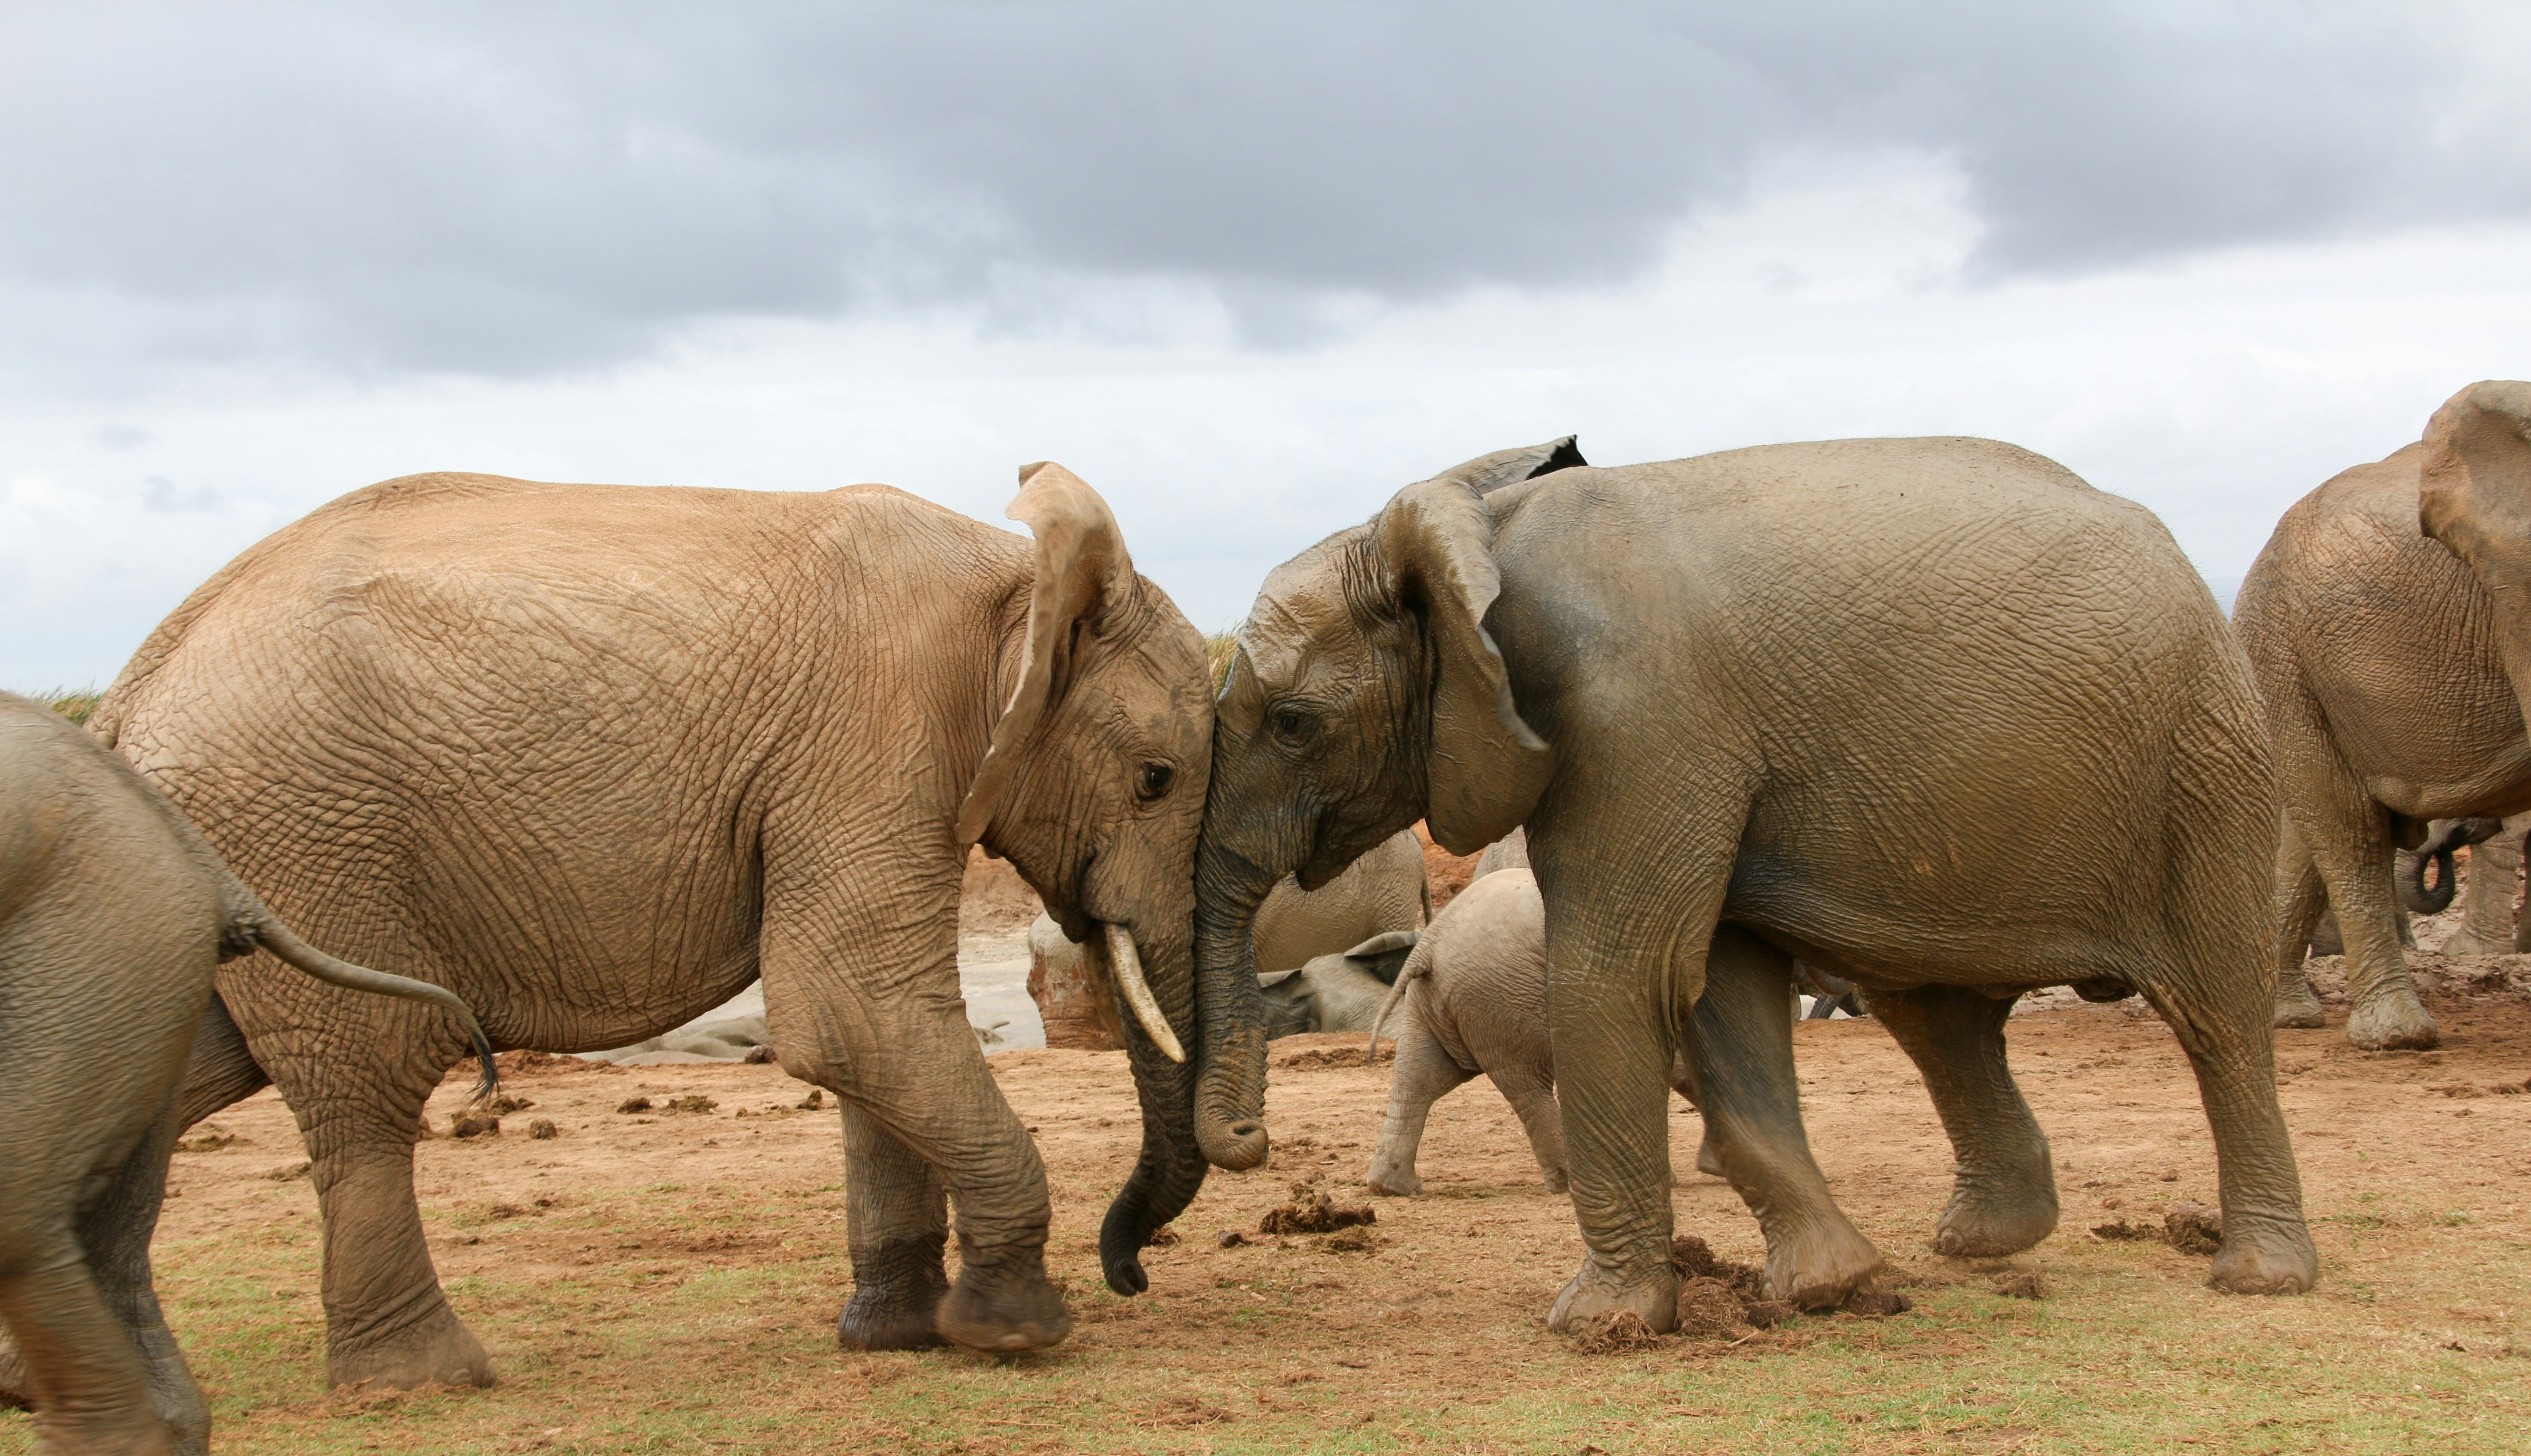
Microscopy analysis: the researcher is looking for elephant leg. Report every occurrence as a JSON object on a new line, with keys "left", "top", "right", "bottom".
{"left": 1487, "top": 1063, "right": 1569, "bottom": 1196}
{"left": 77, "top": 1092, "right": 210, "bottom": 1456}
{"left": 763, "top": 875, "right": 1070, "bottom": 1354}
{"left": 2270, "top": 822, "right": 2331, "bottom": 1029}
{"left": 1684, "top": 929, "right": 1883, "bottom": 1308}
{"left": 834, "top": 1104, "right": 949, "bottom": 1351}
{"left": 1364, "top": 1015, "right": 1475, "bottom": 1197}
{"left": 1861, "top": 984, "right": 2055, "bottom": 1258}
{"left": 2446, "top": 830, "right": 2523, "bottom": 956}
{"left": 2310, "top": 815, "right": 2437, "bottom": 1050}
{"left": 0, "top": 1228, "right": 169, "bottom": 1456}
{"left": 2136, "top": 969, "right": 2319, "bottom": 1294}
{"left": 281, "top": 1053, "right": 489, "bottom": 1390}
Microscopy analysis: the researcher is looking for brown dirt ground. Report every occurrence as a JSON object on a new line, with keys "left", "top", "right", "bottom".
{"left": 37, "top": 971, "right": 2529, "bottom": 1454}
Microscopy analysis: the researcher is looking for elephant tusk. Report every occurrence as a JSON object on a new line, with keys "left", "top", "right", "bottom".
{"left": 1105, "top": 923, "right": 1186, "bottom": 1064}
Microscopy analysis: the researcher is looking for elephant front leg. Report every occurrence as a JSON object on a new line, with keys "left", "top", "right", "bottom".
{"left": 1685, "top": 929, "right": 1883, "bottom": 1308}
{"left": 835, "top": 1104, "right": 949, "bottom": 1350}
{"left": 1861, "top": 984, "right": 2056, "bottom": 1258}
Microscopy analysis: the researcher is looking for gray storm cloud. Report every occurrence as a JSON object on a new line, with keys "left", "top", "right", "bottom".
{"left": 1, "top": 1, "right": 2522, "bottom": 375}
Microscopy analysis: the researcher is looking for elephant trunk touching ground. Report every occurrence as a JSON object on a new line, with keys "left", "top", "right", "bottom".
{"left": 1095, "top": 915, "right": 1209, "bottom": 1294}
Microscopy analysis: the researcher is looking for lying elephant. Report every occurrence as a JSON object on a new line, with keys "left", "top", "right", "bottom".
{"left": 1197, "top": 432, "right": 2315, "bottom": 1334}
{"left": 1256, "top": 931, "right": 1419, "bottom": 1037}
{"left": 2240, "top": 382, "right": 2531, "bottom": 1048}
{"left": 85, "top": 462, "right": 1228, "bottom": 1384}
{"left": 0, "top": 692, "right": 494, "bottom": 1456}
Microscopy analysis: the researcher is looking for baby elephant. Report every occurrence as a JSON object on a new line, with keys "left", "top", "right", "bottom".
{"left": 1257, "top": 932, "right": 1419, "bottom": 1037}
{"left": 0, "top": 694, "right": 495, "bottom": 1456}
{"left": 1363, "top": 870, "right": 1698, "bottom": 1196}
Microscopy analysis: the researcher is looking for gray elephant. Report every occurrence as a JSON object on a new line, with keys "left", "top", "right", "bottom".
{"left": 0, "top": 693, "right": 494, "bottom": 1456}
{"left": 1256, "top": 931, "right": 1419, "bottom": 1037}
{"left": 2238, "top": 382, "right": 2531, "bottom": 1048}
{"left": 82, "top": 462, "right": 1229, "bottom": 1386}
{"left": 1250, "top": 828, "right": 1428, "bottom": 973}
{"left": 1192, "top": 432, "right": 2314, "bottom": 1336}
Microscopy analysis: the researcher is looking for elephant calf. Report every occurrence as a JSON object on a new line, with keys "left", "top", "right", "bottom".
{"left": 0, "top": 693, "right": 493, "bottom": 1456}
{"left": 1257, "top": 932, "right": 1419, "bottom": 1037}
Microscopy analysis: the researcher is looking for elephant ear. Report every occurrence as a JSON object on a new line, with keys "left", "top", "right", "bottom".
{"left": 1376, "top": 478, "right": 1555, "bottom": 856}
{"left": 1429, "top": 435, "right": 1588, "bottom": 496}
{"left": 2419, "top": 381, "right": 2531, "bottom": 592}
{"left": 955, "top": 462, "right": 1138, "bottom": 847}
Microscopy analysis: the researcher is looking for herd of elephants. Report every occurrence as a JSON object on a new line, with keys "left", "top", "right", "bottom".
{"left": 7, "top": 379, "right": 2531, "bottom": 1452}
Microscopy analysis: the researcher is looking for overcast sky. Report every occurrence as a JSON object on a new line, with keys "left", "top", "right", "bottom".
{"left": 7, "top": 2, "right": 2531, "bottom": 691}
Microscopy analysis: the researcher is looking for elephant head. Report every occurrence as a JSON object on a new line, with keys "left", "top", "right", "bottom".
{"left": 953, "top": 463, "right": 1216, "bottom": 1295}
{"left": 2420, "top": 380, "right": 2531, "bottom": 694}
{"left": 1191, "top": 440, "right": 1581, "bottom": 1168}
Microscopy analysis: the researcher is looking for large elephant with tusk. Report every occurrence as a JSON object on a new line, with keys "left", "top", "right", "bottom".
{"left": 81, "top": 462, "right": 1227, "bottom": 1388}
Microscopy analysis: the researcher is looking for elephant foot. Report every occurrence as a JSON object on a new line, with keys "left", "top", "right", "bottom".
{"left": 1547, "top": 1252, "right": 1679, "bottom": 1336}
{"left": 934, "top": 1246, "right": 1074, "bottom": 1353}
{"left": 1541, "top": 1166, "right": 1570, "bottom": 1195}
{"left": 1931, "top": 1164, "right": 2059, "bottom": 1258}
{"left": 2271, "top": 983, "right": 2327, "bottom": 1030}
{"left": 2440, "top": 928, "right": 2512, "bottom": 957}
{"left": 2345, "top": 991, "right": 2438, "bottom": 1051}
{"left": 1762, "top": 1217, "right": 1885, "bottom": 1310}
{"left": 2209, "top": 1215, "right": 2319, "bottom": 1296}
{"left": 1365, "top": 1161, "right": 1421, "bottom": 1197}
{"left": 325, "top": 1306, "right": 495, "bottom": 1391}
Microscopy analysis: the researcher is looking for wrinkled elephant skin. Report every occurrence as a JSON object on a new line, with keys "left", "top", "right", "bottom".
{"left": 85, "top": 465, "right": 1222, "bottom": 1386}
{"left": 2237, "top": 383, "right": 2531, "bottom": 1050}
{"left": 1196, "top": 433, "right": 2317, "bottom": 1333}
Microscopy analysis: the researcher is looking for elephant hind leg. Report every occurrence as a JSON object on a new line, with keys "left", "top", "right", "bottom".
{"left": 1485, "top": 1061, "right": 1568, "bottom": 1195}
{"left": 2269, "top": 821, "right": 2330, "bottom": 1030}
{"left": 1687, "top": 928, "right": 1882, "bottom": 1309}
{"left": 0, "top": 1224, "right": 171, "bottom": 1456}
{"left": 1861, "top": 984, "right": 2055, "bottom": 1258}
{"left": 1365, "top": 1013, "right": 1475, "bottom": 1197}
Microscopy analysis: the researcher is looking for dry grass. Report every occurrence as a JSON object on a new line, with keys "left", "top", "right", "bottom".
{"left": 13, "top": 996, "right": 2531, "bottom": 1455}
{"left": 29, "top": 689, "right": 100, "bottom": 724}
{"left": 1205, "top": 632, "right": 1237, "bottom": 694}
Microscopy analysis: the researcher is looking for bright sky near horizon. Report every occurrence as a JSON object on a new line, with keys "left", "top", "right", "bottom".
{"left": 6, "top": 3, "right": 2530, "bottom": 691}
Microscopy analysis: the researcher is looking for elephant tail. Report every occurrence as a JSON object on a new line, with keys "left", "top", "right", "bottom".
{"left": 234, "top": 907, "right": 501, "bottom": 1107}
{"left": 1365, "top": 936, "right": 1437, "bottom": 1066}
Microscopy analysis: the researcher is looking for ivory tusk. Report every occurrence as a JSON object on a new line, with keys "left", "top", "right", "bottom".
{"left": 1105, "top": 922, "right": 1186, "bottom": 1063}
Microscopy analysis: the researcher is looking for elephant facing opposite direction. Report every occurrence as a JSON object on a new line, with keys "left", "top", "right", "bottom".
{"left": 2238, "top": 382, "right": 2531, "bottom": 1049}
{"left": 85, "top": 462, "right": 1232, "bottom": 1388}
{"left": 1194, "top": 432, "right": 2315, "bottom": 1335}
{"left": 0, "top": 693, "right": 495, "bottom": 1456}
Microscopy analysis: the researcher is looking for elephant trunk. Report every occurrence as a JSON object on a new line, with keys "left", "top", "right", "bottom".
{"left": 2402, "top": 846, "right": 2461, "bottom": 916}
{"left": 1191, "top": 836, "right": 1274, "bottom": 1171}
{"left": 1098, "top": 919, "right": 1209, "bottom": 1296}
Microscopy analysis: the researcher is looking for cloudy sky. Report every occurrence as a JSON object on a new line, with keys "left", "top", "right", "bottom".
{"left": 6, "top": 2, "right": 2530, "bottom": 691}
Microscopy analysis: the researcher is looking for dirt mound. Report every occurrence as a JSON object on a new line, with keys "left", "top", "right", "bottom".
{"left": 489, "top": 1048, "right": 606, "bottom": 1075}
{"left": 1569, "top": 1310, "right": 1663, "bottom": 1354}
{"left": 1270, "top": 1032, "right": 1395, "bottom": 1069}
{"left": 1260, "top": 1191, "right": 1377, "bottom": 1235}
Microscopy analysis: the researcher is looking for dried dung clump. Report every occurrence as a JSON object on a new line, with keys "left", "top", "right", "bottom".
{"left": 1844, "top": 1290, "right": 1913, "bottom": 1317}
{"left": 1319, "top": 1226, "right": 1380, "bottom": 1254}
{"left": 449, "top": 1115, "right": 499, "bottom": 1139}
{"left": 663, "top": 1094, "right": 717, "bottom": 1114}
{"left": 2164, "top": 1202, "right": 2224, "bottom": 1256}
{"left": 2090, "top": 1216, "right": 2157, "bottom": 1241}
{"left": 1669, "top": 1235, "right": 1769, "bottom": 1302}
{"left": 798, "top": 1089, "right": 824, "bottom": 1111}
{"left": 528, "top": 1119, "right": 559, "bottom": 1140}
{"left": 1144, "top": 1225, "right": 1182, "bottom": 1247}
{"left": 1673, "top": 1277, "right": 1747, "bottom": 1338}
{"left": 1260, "top": 1191, "right": 1376, "bottom": 1235}
{"left": 1569, "top": 1309, "right": 1663, "bottom": 1354}
{"left": 1990, "top": 1271, "right": 2049, "bottom": 1299}
{"left": 484, "top": 1093, "right": 535, "bottom": 1116}
{"left": 616, "top": 1097, "right": 652, "bottom": 1115}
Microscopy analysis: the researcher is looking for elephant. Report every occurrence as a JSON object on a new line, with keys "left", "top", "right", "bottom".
{"left": 0, "top": 692, "right": 494, "bottom": 1456}
{"left": 1032, "top": 829, "right": 1425, "bottom": 1047}
{"left": 1471, "top": 827, "right": 1529, "bottom": 880}
{"left": 2438, "top": 814, "right": 2530, "bottom": 955}
{"left": 1256, "top": 931, "right": 1419, "bottom": 1037}
{"left": 1250, "top": 828, "right": 1428, "bottom": 973}
{"left": 2236, "top": 382, "right": 2531, "bottom": 1049}
{"left": 80, "top": 461, "right": 1229, "bottom": 1387}
{"left": 1193, "top": 432, "right": 2316, "bottom": 1335}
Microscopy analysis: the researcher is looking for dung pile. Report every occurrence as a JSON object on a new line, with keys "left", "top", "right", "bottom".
{"left": 1259, "top": 1191, "right": 1377, "bottom": 1235}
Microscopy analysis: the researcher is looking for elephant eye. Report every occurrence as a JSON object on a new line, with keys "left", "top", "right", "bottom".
{"left": 1269, "top": 706, "right": 1313, "bottom": 745}
{"left": 1137, "top": 761, "right": 1176, "bottom": 801}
